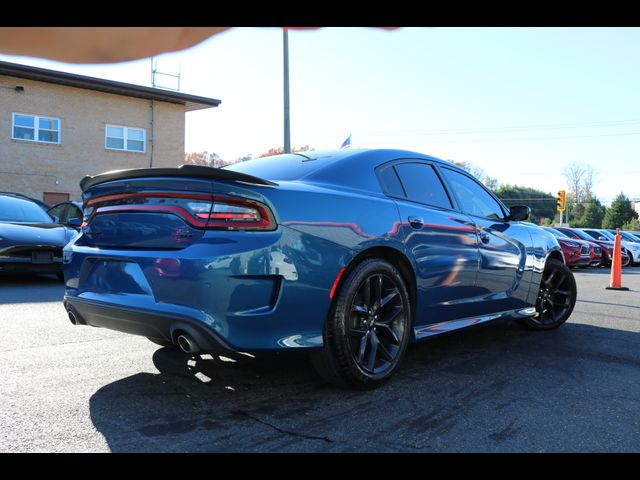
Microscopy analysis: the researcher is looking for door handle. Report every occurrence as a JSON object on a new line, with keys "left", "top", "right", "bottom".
{"left": 408, "top": 216, "right": 424, "bottom": 229}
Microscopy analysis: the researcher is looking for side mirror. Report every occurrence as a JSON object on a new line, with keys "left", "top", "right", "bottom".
{"left": 67, "top": 218, "right": 82, "bottom": 228}
{"left": 509, "top": 205, "right": 530, "bottom": 222}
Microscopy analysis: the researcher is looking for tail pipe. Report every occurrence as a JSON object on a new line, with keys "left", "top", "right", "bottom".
{"left": 177, "top": 333, "right": 200, "bottom": 354}
{"left": 66, "top": 306, "right": 85, "bottom": 325}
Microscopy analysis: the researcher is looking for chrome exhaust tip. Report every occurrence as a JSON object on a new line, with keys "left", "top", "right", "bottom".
{"left": 177, "top": 334, "right": 200, "bottom": 354}
{"left": 68, "top": 310, "right": 78, "bottom": 325}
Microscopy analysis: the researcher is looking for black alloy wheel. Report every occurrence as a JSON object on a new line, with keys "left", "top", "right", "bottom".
{"left": 348, "top": 273, "right": 406, "bottom": 375}
{"left": 524, "top": 258, "right": 577, "bottom": 330}
{"left": 310, "top": 258, "right": 411, "bottom": 389}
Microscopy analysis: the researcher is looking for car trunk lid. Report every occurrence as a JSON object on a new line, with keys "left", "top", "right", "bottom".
{"left": 81, "top": 166, "right": 277, "bottom": 249}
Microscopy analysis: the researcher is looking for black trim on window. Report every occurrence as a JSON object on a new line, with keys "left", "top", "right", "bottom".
{"left": 375, "top": 159, "right": 457, "bottom": 212}
{"left": 438, "top": 166, "right": 509, "bottom": 222}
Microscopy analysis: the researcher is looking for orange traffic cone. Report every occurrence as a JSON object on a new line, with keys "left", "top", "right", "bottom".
{"left": 605, "top": 228, "right": 629, "bottom": 291}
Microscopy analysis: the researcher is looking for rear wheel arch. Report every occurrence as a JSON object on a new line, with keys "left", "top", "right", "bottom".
{"left": 335, "top": 246, "right": 417, "bottom": 325}
{"left": 547, "top": 249, "right": 565, "bottom": 265}
{"left": 313, "top": 255, "right": 413, "bottom": 388}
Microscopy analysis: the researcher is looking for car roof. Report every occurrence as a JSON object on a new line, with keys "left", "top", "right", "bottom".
{"left": 227, "top": 148, "right": 466, "bottom": 192}
{"left": 0, "top": 191, "right": 49, "bottom": 208}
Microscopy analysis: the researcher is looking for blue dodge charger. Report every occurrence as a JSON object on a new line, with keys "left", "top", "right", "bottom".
{"left": 63, "top": 149, "right": 576, "bottom": 388}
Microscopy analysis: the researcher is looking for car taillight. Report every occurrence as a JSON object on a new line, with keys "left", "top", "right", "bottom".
{"left": 81, "top": 205, "right": 94, "bottom": 228}
{"left": 82, "top": 193, "right": 276, "bottom": 231}
{"left": 202, "top": 197, "right": 275, "bottom": 230}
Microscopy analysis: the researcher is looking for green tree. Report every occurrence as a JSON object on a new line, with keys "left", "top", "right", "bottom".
{"left": 602, "top": 193, "right": 639, "bottom": 229}
{"left": 576, "top": 198, "right": 606, "bottom": 228}
{"left": 494, "top": 185, "right": 556, "bottom": 225}
{"left": 623, "top": 217, "right": 640, "bottom": 231}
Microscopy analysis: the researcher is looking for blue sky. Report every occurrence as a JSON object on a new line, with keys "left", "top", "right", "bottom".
{"left": 2, "top": 27, "right": 640, "bottom": 204}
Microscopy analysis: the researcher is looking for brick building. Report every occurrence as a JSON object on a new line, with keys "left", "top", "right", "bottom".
{"left": 0, "top": 60, "right": 220, "bottom": 204}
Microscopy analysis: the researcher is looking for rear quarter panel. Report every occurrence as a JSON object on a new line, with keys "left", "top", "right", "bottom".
{"left": 203, "top": 179, "right": 406, "bottom": 348}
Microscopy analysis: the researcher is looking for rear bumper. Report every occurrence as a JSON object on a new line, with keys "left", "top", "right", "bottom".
{"left": 63, "top": 225, "right": 349, "bottom": 351}
{"left": 63, "top": 296, "right": 236, "bottom": 355}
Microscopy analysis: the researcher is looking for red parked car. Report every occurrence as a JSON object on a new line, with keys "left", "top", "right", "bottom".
{"left": 543, "top": 227, "right": 599, "bottom": 268}
{"left": 555, "top": 227, "right": 630, "bottom": 267}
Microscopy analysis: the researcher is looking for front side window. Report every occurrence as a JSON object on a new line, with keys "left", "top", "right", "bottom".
{"left": 47, "top": 204, "right": 68, "bottom": 223}
{"left": 584, "top": 229, "right": 611, "bottom": 241}
{"left": 12, "top": 113, "right": 60, "bottom": 144}
{"left": 106, "top": 125, "right": 146, "bottom": 153}
{"left": 442, "top": 168, "right": 506, "bottom": 220}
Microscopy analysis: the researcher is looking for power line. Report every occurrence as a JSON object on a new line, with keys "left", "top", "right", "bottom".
{"left": 297, "top": 118, "right": 640, "bottom": 137}
{"left": 369, "top": 130, "right": 640, "bottom": 144}
{"left": 294, "top": 129, "right": 640, "bottom": 145}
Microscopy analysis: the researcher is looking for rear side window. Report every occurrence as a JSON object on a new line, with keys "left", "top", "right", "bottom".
{"left": 377, "top": 165, "right": 406, "bottom": 197}
{"left": 394, "top": 163, "right": 452, "bottom": 209}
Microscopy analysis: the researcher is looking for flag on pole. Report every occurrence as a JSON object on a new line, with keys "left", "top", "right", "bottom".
{"left": 340, "top": 134, "right": 352, "bottom": 149}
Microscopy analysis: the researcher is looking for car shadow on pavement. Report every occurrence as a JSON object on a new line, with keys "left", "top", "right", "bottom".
{"left": 88, "top": 320, "right": 640, "bottom": 452}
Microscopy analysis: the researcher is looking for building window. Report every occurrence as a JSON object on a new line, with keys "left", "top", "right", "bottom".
{"left": 105, "top": 125, "right": 146, "bottom": 153}
{"left": 12, "top": 113, "right": 61, "bottom": 144}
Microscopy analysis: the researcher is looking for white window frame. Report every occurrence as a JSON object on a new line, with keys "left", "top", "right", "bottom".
{"left": 12, "top": 112, "right": 61, "bottom": 144}
{"left": 105, "top": 124, "right": 146, "bottom": 153}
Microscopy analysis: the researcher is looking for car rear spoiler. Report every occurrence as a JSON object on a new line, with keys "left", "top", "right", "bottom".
{"left": 80, "top": 164, "right": 278, "bottom": 191}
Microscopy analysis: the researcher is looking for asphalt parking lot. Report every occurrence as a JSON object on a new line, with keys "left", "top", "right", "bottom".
{"left": 1, "top": 268, "right": 639, "bottom": 452}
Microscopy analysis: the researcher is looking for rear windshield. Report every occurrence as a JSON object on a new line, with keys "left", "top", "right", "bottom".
{"left": 224, "top": 153, "right": 341, "bottom": 181}
{"left": 0, "top": 196, "right": 52, "bottom": 223}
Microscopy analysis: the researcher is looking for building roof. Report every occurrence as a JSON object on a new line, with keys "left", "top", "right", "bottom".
{"left": 0, "top": 60, "right": 220, "bottom": 112}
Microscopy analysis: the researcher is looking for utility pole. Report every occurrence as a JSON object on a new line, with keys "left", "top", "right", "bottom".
{"left": 150, "top": 57, "right": 155, "bottom": 167}
{"left": 150, "top": 56, "right": 181, "bottom": 168}
{"left": 283, "top": 28, "right": 291, "bottom": 154}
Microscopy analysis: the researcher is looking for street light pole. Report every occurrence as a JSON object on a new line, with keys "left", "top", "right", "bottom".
{"left": 283, "top": 28, "right": 291, "bottom": 154}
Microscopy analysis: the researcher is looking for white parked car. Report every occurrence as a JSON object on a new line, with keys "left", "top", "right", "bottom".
{"left": 581, "top": 228, "right": 640, "bottom": 265}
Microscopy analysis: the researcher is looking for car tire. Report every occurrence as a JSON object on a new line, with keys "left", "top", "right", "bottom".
{"left": 624, "top": 252, "right": 632, "bottom": 267}
{"left": 523, "top": 258, "right": 576, "bottom": 331}
{"left": 310, "top": 258, "right": 412, "bottom": 389}
{"left": 147, "top": 337, "right": 176, "bottom": 349}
